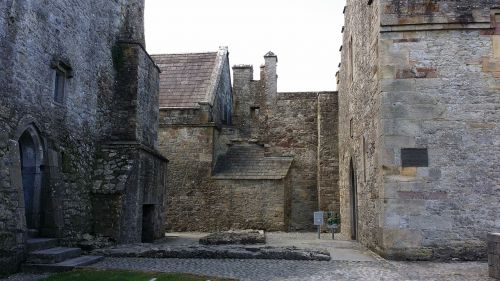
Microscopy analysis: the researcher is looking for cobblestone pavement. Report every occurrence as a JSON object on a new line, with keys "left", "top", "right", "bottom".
{"left": 89, "top": 258, "right": 491, "bottom": 281}
{"left": 1, "top": 232, "right": 493, "bottom": 281}
{"left": 1, "top": 259, "right": 492, "bottom": 281}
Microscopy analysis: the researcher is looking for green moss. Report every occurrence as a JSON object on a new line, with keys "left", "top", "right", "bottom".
{"left": 40, "top": 269, "right": 235, "bottom": 281}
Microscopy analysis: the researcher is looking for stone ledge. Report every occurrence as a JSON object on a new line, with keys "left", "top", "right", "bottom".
{"left": 488, "top": 233, "right": 500, "bottom": 243}
{"left": 199, "top": 230, "right": 265, "bottom": 245}
{"left": 94, "top": 244, "right": 331, "bottom": 261}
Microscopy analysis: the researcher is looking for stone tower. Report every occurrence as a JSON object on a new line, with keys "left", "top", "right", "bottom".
{"left": 339, "top": 0, "right": 500, "bottom": 260}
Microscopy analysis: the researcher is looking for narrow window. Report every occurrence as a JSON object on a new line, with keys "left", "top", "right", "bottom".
{"left": 51, "top": 60, "right": 72, "bottom": 104}
{"left": 350, "top": 118, "right": 354, "bottom": 138}
{"left": 362, "top": 136, "right": 366, "bottom": 182}
{"left": 251, "top": 106, "right": 260, "bottom": 119}
{"left": 54, "top": 69, "right": 66, "bottom": 104}
{"left": 349, "top": 36, "right": 353, "bottom": 82}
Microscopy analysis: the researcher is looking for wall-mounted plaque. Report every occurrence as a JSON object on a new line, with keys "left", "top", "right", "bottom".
{"left": 401, "top": 148, "right": 428, "bottom": 167}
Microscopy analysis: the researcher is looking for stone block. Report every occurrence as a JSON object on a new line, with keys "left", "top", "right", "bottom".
{"left": 493, "top": 36, "right": 500, "bottom": 59}
{"left": 380, "top": 79, "right": 416, "bottom": 93}
{"left": 488, "top": 233, "right": 500, "bottom": 243}
{"left": 400, "top": 167, "right": 417, "bottom": 177}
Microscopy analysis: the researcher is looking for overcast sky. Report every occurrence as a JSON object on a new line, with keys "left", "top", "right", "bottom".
{"left": 145, "top": 0, "right": 346, "bottom": 92}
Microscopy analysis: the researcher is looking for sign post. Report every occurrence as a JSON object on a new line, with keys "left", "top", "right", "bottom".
{"left": 313, "top": 211, "right": 324, "bottom": 239}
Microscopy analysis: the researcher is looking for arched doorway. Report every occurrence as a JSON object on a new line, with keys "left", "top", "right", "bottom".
{"left": 18, "top": 127, "right": 44, "bottom": 231}
{"left": 349, "top": 158, "right": 358, "bottom": 240}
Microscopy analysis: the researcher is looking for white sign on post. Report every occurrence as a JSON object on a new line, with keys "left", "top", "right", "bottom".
{"left": 313, "top": 211, "right": 324, "bottom": 226}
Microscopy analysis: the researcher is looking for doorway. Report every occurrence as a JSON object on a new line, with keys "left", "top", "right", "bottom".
{"left": 349, "top": 158, "right": 358, "bottom": 240}
{"left": 142, "top": 204, "right": 155, "bottom": 242}
{"left": 18, "top": 128, "right": 43, "bottom": 231}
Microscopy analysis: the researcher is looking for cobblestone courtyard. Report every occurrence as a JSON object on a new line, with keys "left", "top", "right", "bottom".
{"left": 1, "top": 233, "right": 493, "bottom": 281}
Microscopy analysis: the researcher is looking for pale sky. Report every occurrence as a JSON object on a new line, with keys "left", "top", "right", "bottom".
{"left": 145, "top": 0, "right": 346, "bottom": 92}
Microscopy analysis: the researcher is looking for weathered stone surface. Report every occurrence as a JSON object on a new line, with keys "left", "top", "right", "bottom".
{"left": 0, "top": 0, "right": 167, "bottom": 275}
{"left": 199, "top": 230, "right": 265, "bottom": 245}
{"left": 157, "top": 50, "right": 339, "bottom": 232}
{"left": 339, "top": 0, "right": 500, "bottom": 261}
{"left": 95, "top": 244, "right": 331, "bottom": 261}
{"left": 75, "top": 234, "right": 114, "bottom": 253}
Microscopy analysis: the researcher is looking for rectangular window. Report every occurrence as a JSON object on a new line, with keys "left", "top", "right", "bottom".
{"left": 54, "top": 69, "right": 66, "bottom": 104}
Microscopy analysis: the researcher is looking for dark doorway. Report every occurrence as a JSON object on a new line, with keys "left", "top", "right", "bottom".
{"left": 19, "top": 129, "right": 43, "bottom": 231}
{"left": 349, "top": 158, "right": 358, "bottom": 240}
{"left": 142, "top": 204, "right": 155, "bottom": 243}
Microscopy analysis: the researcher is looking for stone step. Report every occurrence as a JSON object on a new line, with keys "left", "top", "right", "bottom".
{"left": 22, "top": 255, "right": 104, "bottom": 273}
{"left": 27, "top": 238, "right": 59, "bottom": 252}
{"left": 27, "top": 229, "right": 39, "bottom": 238}
{"left": 27, "top": 247, "right": 82, "bottom": 264}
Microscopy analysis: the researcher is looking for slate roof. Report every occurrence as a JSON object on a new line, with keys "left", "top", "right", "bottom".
{"left": 213, "top": 144, "right": 293, "bottom": 180}
{"left": 152, "top": 48, "right": 227, "bottom": 108}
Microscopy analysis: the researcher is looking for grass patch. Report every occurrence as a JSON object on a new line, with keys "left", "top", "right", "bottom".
{"left": 40, "top": 269, "right": 235, "bottom": 281}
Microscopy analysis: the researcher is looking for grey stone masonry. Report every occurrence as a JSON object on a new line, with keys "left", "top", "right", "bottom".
{"left": 489, "top": 233, "right": 500, "bottom": 279}
{"left": 0, "top": 0, "right": 167, "bottom": 276}
{"left": 339, "top": 0, "right": 500, "bottom": 260}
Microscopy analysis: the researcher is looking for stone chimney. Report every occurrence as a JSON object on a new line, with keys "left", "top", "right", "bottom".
{"left": 263, "top": 51, "right": 278, "bottom": 99}
{"left": 120, "top": 0, "right": 145, "bottom": 47}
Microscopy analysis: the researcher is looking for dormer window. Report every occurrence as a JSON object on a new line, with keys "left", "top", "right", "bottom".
{"left": 51, "top": 60, "right": 73, "bottom": 104}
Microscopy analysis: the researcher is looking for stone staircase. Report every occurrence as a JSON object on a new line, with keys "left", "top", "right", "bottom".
{"left": 212, "top": 143, "right": 293, "bottom": 180}
{"left": 22, "top": 234, "right": 103, "bottom": 273}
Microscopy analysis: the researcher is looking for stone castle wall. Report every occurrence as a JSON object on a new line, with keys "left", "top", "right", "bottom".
{"left": 338, "top": 0, "right": 383, "bottom": 254}
{"left": 232, "top": 60, "right": 339, "bottom": 231}
{"left": 340, "top": 0, "right": 500, "bottom": 260}
{"left": 266, "top": 92, "right": 338, "bottom": 230}
{"left": 158, "top": 125, "right": 215, "bottom": 231}
{"left": 0, "top": 0, "right": 126, "bottom": 273}
{"left": 0, "top": 0, "right": 166, "bottom": 275}
{"left": 318, "top": 93, "right": 339, "bottom": 213}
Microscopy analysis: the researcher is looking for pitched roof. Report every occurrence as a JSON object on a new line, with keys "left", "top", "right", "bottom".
{"left": 213, "top": 144, "right": 293, "bottom": 180}
{"left": 151, "top": 48, "right": 227, "bottom": 108}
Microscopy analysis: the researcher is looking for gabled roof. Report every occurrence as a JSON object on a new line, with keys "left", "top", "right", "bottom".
{"left": 212, "top": 144, "right": 293, "bottom": 180}
{"left": 151, "top": 47, "right": 228, "bottom": 109}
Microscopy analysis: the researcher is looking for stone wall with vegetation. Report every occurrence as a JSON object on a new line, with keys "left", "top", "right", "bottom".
{"left": 0, "top": 0, "right": 164, "bottom": 275}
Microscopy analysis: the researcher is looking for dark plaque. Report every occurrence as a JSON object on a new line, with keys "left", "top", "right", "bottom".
{"left": 401, "top": 148, "right": 428, "bottom": 167}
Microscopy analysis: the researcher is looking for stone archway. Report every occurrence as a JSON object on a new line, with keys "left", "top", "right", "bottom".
{"left": 18, "top": 125, "right": 44, "bottom": 232}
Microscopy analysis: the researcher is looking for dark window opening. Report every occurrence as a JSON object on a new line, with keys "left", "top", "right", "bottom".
{"left": 51, "top": 60, "right": 73, "bottom": 104}
{"left": 251, "top": 106, "right": 260, "bottom": 119}
{"left": 54, "top": 69, "right": 66, "bottom": 104}
{"left": 350, "top": 118, "right": 354, "bottom": 138}
{"left": 362, "top": 136, "right": 366, "bottom": 182}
